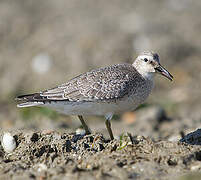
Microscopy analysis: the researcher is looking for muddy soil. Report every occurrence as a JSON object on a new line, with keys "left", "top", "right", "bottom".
{"left": 0, "top": 0, "right": 201, "bottom": 179}
{"left": 0, "top": 130, "right": 201, "bottom": 180}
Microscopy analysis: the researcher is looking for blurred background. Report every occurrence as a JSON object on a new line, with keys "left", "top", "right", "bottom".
{"left": 0, "top": 0, "right": 201, "bottom": 140}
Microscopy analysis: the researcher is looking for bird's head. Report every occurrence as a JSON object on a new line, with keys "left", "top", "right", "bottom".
{"left": 133, "top": 51, "right": 173, "bottom": 81}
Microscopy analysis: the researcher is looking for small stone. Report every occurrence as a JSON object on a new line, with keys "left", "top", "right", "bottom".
{"left": 84, "top": 143, "right": 90, "bottom": 149}
{"left": 1, "top": 132, "right": 17, "bottom": 153}
{"left": 180, "top": 129, "right": 201, "bottom": 145}
{"left": 98, "top": 143, "right": 105, "bottom": 151}
{"left": 167, "top": 158, "right": 177, "bottom": 166}
{"left": 64, "top": 140, "right": 72, "bottom": 152}
{"left": 122, "top": 112, "right": 136, "bottom": 124}
{"left": 30, "top": 133, "right": 39, "bottom": 142}
{"left": 31, "top": 53, "right": 52, "bottom": 74}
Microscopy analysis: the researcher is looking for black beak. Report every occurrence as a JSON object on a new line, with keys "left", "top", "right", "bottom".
{"left": 155, "top": 64, "right": 173, "bottom": 81}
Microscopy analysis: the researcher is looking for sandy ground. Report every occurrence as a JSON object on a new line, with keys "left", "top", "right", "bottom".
{"left": 0, "top": 130, "right": 201, "bottom": 180}
{"left": 1, "top": 106, "right": 201, "bottom": 180}
{"left": 0, "top": 0, "right": 201, "bottom": 179}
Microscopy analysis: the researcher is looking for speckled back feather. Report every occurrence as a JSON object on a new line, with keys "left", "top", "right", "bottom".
{"left": 40, "top": 63, "right": 145, "bottom": 102}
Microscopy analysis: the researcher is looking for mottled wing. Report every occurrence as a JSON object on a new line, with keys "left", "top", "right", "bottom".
{"left": 41, "top": 64, "right": 138, "bottom": 102}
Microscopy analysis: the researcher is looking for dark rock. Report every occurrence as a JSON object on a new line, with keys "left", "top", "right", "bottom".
{"left": 30, "top": 133, "right": 39, "bottom": 142}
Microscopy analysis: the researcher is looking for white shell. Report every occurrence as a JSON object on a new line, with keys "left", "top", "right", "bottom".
{"left": 1, "top": 132, "right": 17, "bottom": 153}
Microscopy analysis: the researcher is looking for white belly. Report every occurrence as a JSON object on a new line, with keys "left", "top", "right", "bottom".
{"left": 44, "top": 84, "right": 153, "bottom": 116}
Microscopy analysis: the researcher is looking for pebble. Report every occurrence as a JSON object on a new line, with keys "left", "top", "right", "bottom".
{"left": 31, "top": 53, "right": 52, "bottom": 74}
{"left": 1, "top": 132, "right": 17, "bottom": 153}
{"left": 122, "top": 112, "right": 136, "bottom": 125}
{"left": 180, "top": 129, "right": 201, "bottom": 145}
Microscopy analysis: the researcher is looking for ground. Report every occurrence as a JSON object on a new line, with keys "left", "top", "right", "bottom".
{"left": 1, "top": 129, "right": 201, "bottom": 180}
{"left": 1, "top": 107, "right": 201, "bottom": 179}
{"left": 0, "top": 0, "right": 201, "bottom": 179}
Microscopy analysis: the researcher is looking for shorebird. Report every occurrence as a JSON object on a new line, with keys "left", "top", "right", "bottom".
{"left": 16, "top": 51, "right": 173, "bottom": 140}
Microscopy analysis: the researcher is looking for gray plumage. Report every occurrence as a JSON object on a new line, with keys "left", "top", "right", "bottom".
{"left": 42, "top": 64, "right": 145, "bottom": 102}
{"left": 16, "top": 51, "right": 173, "bottom": 139}
{"left": 17, "top": 64, "right": 148, "bottom": 104}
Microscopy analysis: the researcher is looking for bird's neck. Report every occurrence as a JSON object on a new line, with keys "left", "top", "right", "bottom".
{"left": 133, "top": 62, "right": 154, "bottom": 81}
{"left": 142, "top": 72, "right": 154, "bottom": 81}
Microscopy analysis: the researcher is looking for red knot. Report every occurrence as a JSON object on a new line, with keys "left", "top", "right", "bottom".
{"left": 16, "top": 51, "right": 173, "bottom": 140}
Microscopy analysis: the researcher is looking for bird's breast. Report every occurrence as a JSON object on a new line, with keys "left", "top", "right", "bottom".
{"left": 117, "top": 79, "right": 154, "bottom": 112}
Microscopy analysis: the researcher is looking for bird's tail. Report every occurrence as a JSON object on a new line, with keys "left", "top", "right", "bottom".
{"left": 16, "top": 93, "right": 45, "bottom": 107}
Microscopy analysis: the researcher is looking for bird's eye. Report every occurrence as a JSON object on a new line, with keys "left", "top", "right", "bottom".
{"left": 144, "top": 58, "right": 148, "bottom": 62}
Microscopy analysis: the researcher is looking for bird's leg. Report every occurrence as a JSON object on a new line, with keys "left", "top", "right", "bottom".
{"left": 105, "top": 113, "right": 114, "bottom": 140}
{"left": 78, "top": 115, "right": 91, "bottom": 135}
{"left": 105, "top": 119, "right": 114, "bottom": 140}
